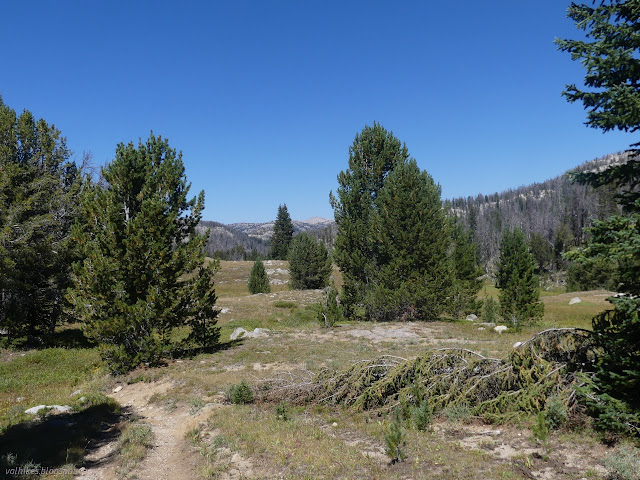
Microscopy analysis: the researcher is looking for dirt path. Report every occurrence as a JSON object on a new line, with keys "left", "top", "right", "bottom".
{"left": 78, "top": 381, "right": 219, "bottom": 480}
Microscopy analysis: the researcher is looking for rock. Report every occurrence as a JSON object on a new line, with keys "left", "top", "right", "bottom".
{"left": 16, "top": 397, "right": 25, "bottom": 402}
{"left": 247, "top": 328, "right": 270, "bottom": 338}
{"left": 477, "top": 327, "right": 486, "bottom": 331}
{"left": 494, "top": 325, "right": 508, "bottom": 334}
{"left": 220, "top": 308, "right": 230, "bottom": 314}
{"left": 466, "top": 314, "right": 478, "bottom": 322}
{"left": 477, "top": 322, "right": 496, "bottom": 327}
{"left": 25, "top": 404, "right": 71, "bottom": 415}
{"left": 513, "top": 341, "right": 523, "bottom": 348}
{"left": 569, "top": 297, "right": 582, "bottom": 305}
{"left": 231, "top": 327, "right": 271, "bottom": 340}
{"left": 230, "top": 327, "right": 248, "bottom": 340}
{"left": 78, "top": 396, "right": 87, "bottom": 404}
{"left": 332, "top": 422, "right": 338, "bottom": 427}
{"left": 112, "top": 385, "right": 123, "bottom": 393}
{"left": 72, "top": 389, "right": 83, "bottom": 396}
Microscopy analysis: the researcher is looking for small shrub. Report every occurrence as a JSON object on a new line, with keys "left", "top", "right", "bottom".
{"left": 275, "top": 403, "right": 290, "bottom": 421}
{"left": 482, "top": 295, "right": 499, "bottom": 324}
{"left": 384, "top": 413, "right": 407, "bottom": 464}
{"left": 532, "top": 412, "right": 549, "bottom": 442}
{"left": 604, "top": 445, "right": 640, "bottom": 480}
{"left": 274, "top": 301, "right": 297, "bottom": 309}
{"left": 545, "top": 396, "right": 568, "bottom": 430}
{"left": 411, "top": 398, "right": 433, "bottom": 431}
{"left": 443, "top": 403, "right": 471, "bottom": 423}
{"left": 318, "top": 286, "right": 342, "bottom": 328}
{"left": 248, "top": 260, "right": 270, "bottom": 294}
{"left": 227, "top": 381, "right": 254, "bottom": 405}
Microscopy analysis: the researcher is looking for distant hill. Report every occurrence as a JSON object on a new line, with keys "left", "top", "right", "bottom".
{"left": 446, "top": 152, "right": 630, "bottom": 272}
{"left": 199, "top": 152, "right": 631, "bottom": 267}
{"left": 198, "top": 217, "right": 335, "bottom": 260}
{"left": 228, "top": 217, "right": 334, "bottom": 241}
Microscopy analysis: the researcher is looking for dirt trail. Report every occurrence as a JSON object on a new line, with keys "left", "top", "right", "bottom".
{"left": 78, "top": 381, "right": 219, "bottom": 480}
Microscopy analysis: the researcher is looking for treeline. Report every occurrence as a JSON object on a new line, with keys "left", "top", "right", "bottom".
{"left": 445, "top": 153, "right": 628, "bottom": 275}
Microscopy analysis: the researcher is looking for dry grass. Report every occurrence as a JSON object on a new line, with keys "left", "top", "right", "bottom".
{"left": 0, "top": 261, "right": 619, "bottom": 479}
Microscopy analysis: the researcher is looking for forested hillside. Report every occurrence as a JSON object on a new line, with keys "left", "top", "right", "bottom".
{"left": 446, "top": 152, "right": 630, "bottom": 273}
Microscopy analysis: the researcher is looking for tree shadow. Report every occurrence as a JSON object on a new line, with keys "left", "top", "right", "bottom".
{"left": 170, "top": 338, "right": 245, "bottom": 360}
{"left": 0, "top": 403, "right": 127, "bottom": 478}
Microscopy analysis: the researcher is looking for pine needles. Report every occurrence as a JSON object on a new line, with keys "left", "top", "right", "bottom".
{"left": 262, "top": 328, "right": 598, "bottom": 424}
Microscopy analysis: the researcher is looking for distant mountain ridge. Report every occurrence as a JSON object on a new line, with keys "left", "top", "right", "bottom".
{"left": 228, "top": 217, "right": 334, "bottom": 241}
{"left": 198, "top": 217, "right": 335, "bottom": 259}
{"left": 199, "top": 152, "right": 632, "bottom": 266}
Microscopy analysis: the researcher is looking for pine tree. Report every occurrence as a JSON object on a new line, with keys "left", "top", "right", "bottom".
{"left": 330, "top": 123, "right": 409, "bottom": 318}
{"left": 248, "top": 260, "right": 270, "bottom": 294}
{"left": 0, "top": 99, "right": 83, "bottom": 340}
{"left": 288, "top": 233, "right": 331, "bottom": 290}
{"left": 448, "top": 223, "right": 484, "bottom": 318}
{"left": 368, "top": 159, "right": 451, "bottom": 321}
{"left": 270, "top": 204, "right": 294, "bottom": 260}
{"left": 68, "top": 133, "right": 219, "bottom": 373}
{"left": 557, "top": 0, "right": 640, "bottom": 433}
{"left": 496, "top": 228, "right": 543, "bottom": 330}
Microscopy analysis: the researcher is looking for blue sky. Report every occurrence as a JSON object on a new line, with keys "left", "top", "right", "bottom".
{"left": 1, "top": 1, "right": 635, "bottom": 223}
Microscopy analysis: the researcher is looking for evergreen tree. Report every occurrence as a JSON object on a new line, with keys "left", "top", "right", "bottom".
{"left": 448, "top": 223, "right": 484, "bottom": 318}
{"left": 248, "top": 260, "right": 270, "bottom": 294}
{"left": 496, "top": 228, "right": 543, "bottom": 330}
{"left": 68, "top": 134, "right": 219, "bottom": 372}
{"left": 330, "top": 123, "right": 409, "bottom": 318}
{"left": 368, "top": 160, "right": 451, "bottom": 321}
{"left": 558, "top": 0, "right": 640, "bottom": 433}
{"left": 0, "top": 99, "right": 83, "bottom": 340}
{"left": 288, "top": 232, "right": 331, "bottom": 290}
{"left": 270, "top": 204, "right": 294, "bottom": 260}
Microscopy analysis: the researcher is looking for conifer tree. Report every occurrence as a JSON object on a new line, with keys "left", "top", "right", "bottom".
{"left": 558, "top": 0, "right": 640, "bottom": 432}
{"left": 68, "top": 133, "right": 219, "bottom": 372}
{"left": 288, "top": 233, "right": 331, "bottom": 290}
{"left": 330, "top": 123, "right": 409, "bottom": 318}
{"left": 448, "top": 223, "right": 484, "bottom": 318}
{"left": 0, "top": 99, "right": 83, "bottom": 339}
{"left": 248, "top": 260, "right": 270, "bottom": 294}
{"left": 496, "top": 228, "right": 543, "bottom": 330}
{"left": 368, "top": 160, "right": 451, "bottom": 321}
{"left": 270, "top": 204, "right": 294, "bottom": 260}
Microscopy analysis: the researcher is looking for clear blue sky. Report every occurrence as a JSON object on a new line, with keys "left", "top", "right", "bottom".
{"left": 1, "top": 1, "right": 635, "bottom": 223}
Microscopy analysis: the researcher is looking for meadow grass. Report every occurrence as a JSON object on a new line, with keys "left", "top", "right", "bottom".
{"left": 0, "top": 260, "right": 618, "bottom": 478}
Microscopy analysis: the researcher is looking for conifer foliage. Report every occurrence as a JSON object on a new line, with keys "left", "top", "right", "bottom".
{"left": 558, "top": 0, "right": 640, "bottom": 433}
{"left": 331, "top": 123, "right": 482, "bottom": 321}
{"left": 368, "top": 160, "right": 451, "bottom": 321}
{"left": 288, "top": 233, "right": 331, "bottom": 290}
{"left": 248, "top": 260, "right": 270, "bottom": 294}
{"left": 496, "top": 228, "right": 543, "bottom": 330}
{"left": 330, "top": 123, "right": 409, "bottom": 318}
{"left": 270, "top": 204, "right": 294, "bottom": 260}
{"left": 0, "top": 98, "right": 83, "bottom": 339}
{"left": 68, "top": 134, "right": 219, "bottom": 373}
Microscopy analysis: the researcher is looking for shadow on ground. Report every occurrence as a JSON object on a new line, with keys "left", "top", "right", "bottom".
{"left": 0, "top": 402, "right": 127, "bottom": 478}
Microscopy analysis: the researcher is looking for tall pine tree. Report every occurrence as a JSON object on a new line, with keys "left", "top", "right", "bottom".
{"left": 448, "top": 222, "right": 484, "bottom": 318}
{"left": 368, "top": 160, "right": 451, "bottom": 321}
{"left": 0, "top": 99, "right": 83, "bottom": 340}
{"left": 68, "top": 133, "right": 219, "bottom": 372}
{"left": 330, "top": 123, "right": 409, "bottom": 318}
{"left": 496, "top": 228, "right": 543, "bottom": 330}
{"left": 270, "top": 204, "right": 294, "bottom": 260}
{"left": 557, "top": 0, "right": 640, "bottom": 433}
